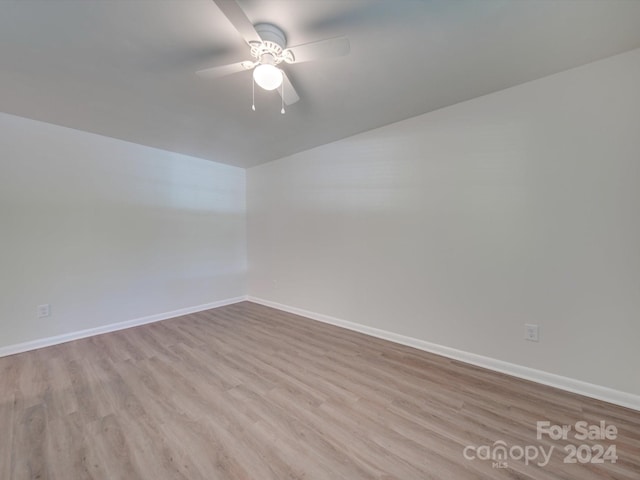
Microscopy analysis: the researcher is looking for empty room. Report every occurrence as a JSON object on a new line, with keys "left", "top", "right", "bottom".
{"left": 1, "top": 1, "right": 639, "bottom": 479}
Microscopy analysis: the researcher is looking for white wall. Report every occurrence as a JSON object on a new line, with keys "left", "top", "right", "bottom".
{"left": 0, "top": 113, "right": 246, "bottom": 348}
{"left": 248, "top": 48, "right": 640, "bottom": 397}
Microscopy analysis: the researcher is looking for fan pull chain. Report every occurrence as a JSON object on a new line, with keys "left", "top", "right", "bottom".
{"left": 281, "top": 80, "right": 285, "bottom": 114}
{"left": 251, "top": 75, "right": 256, "bottom": 111}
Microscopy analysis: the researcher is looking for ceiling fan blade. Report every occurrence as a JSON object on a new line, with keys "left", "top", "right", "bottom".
{"left": 279, "top": 71, "right": 300, "bottom": 105}
{"left": 285, "top": 36, "right": 350, "bottom": 64}
{"left": 196, "top": 61, "right": 253, "bottom": 79}
{"left": 212, "top": 0, "right": 262, "bottom": 46}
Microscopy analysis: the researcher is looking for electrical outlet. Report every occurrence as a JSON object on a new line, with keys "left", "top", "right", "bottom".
{"left": 525, "top": 324, "right": 539, "bottom": 342}
{"left": 37, "top": 304, "right": 50, "bottom": 318}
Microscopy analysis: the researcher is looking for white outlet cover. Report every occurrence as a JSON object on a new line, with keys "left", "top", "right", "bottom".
{"left": 525, "top": 324, "right": 539, "bottom": 342}
{"left": 37, "top": 304, "right": 50, "bottom": 318}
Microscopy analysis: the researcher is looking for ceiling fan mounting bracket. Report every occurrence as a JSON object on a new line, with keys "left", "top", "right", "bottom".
{"left": 254, "top": 23, "right": 286, "bottom": 49}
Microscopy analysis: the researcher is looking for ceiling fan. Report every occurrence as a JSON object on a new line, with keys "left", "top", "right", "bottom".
{"left": 197, "top": 0, "right": 350, "bottom": 108}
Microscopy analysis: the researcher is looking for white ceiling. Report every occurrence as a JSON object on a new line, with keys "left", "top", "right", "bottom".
{"left": 1, "top": 0, "right": 640, "bottom": 168}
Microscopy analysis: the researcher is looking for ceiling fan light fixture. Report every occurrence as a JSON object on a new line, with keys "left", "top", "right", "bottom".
{"left": 253, "top": 64, "right": 283, "bottom": 91}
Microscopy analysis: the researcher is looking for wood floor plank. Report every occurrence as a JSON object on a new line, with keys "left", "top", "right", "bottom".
{"left": 12, "top": 403, "right": 47, "bottom": 480}
{"left": 0, "top": 393, "right": 16, "bottom": 480}
{"left": 45, "top": 411, "right": 99, "bottom": 480}
{"left": 1, "top": 301, "right": 639, "bottom": 479}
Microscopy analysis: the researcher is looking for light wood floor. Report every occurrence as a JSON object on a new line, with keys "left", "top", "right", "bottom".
{"left": 1, "top": 302, "right": 639, "bottom": 479}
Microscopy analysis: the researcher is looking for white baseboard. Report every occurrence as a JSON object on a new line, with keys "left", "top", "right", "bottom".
{"left": 0, "top": 295, "right": 248, "bottom": 358}
{"left": 248, "top": 296, "right": 640, "bottom": 412}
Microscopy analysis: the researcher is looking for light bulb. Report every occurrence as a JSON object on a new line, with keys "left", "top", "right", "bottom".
{"left": 253, "top": 64, "right": 283, "bottom": 91}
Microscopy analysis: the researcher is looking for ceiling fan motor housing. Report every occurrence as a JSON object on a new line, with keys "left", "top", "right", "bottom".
{"left": 250, "top": 23, "right": 294, "bottom": 64}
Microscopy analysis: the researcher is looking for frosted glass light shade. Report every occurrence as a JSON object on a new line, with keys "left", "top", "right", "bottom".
{"left": 253, "top": 64, "right": 283, "bottom": 91}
